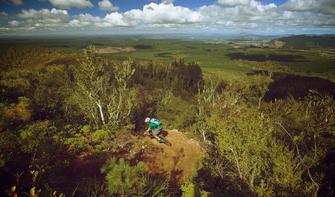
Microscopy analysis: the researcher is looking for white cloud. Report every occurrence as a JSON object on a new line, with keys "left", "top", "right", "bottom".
{"left": 103, "top": 12, "right": 129, "bottom": 26}
{"left": 69, "top": 12, "right": 129, "bottom": 28}
{"left": 200, "top": 1, "right": 277, "bottom": 27}
{"left": 218, "top": 0, "right": 251, "bottom": 6}
{"left": 200, "top": 0, "right": 335, "bottom": 33}
{"left": 69, "top": 13, "right": 100, "bottom": 27}
{"left": 162, "top": 0, "right": 174, "bottom": 4}
{"left": 98, "top": 0, "right": 118, "bottom": 12}
{"left": 17, "top": 8, "right": 70, "bottom": 29}
{"left": 124, "top": 2, "right": 202, "bottom": 25}
{"left": 2, "top": 0, "right": 335, "bottom": 34}
{"left": 281, "top": 0, "right": 335, "bottom": 15}
{"left": 9, "top": 20, "right": 22, "bottom": 26}
{"left": 48, "top": 0, "right": 93, "bottom": 9}
{"left": 19, "top": 8, "right": 69, "bottom": 20}
{"left": 67, "top": 2, "right": 202, "bottom": 29}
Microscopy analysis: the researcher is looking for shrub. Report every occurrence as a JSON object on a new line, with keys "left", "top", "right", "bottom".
{"left": 181, "top": 182, "right": 208, "bottom": 197}
{"left": 156, "top": 92, "right": 197, "bottom": 129}
{"left": 101, "top": 158, "right": 146, "bottom": 195}
{"left": 19, "top": 121, "right": 57, "bottom": 154}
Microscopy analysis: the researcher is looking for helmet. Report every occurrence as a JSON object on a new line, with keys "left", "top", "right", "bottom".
{"left": 144, "top": 117, "right": 151, "bottom": 123}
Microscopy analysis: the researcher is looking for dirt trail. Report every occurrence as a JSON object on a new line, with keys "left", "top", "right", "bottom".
{"left": 136, "top": 130, "right": 205, "bottom": 184}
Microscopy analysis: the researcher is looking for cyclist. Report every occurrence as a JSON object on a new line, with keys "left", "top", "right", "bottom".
{"left": 144, "top": 117, "right": 164, "bottom": 143}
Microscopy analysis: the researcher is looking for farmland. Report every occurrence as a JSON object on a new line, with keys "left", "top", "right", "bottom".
{"left": 1, "top": 36, "right": 334, "bottom": 77}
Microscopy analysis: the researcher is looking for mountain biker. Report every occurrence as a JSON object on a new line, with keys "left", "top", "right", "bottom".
{"left": 144, "top": 117, "right": 164, "bottom": 143}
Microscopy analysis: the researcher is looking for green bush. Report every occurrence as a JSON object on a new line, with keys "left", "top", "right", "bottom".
{"left": 197, "top": 87, "right": 335, "bottom": 196}
{"left": 101, "top": 158, "right": 167, "bottom": 196}
{"left": 181, "top": 182, "right": 208, "bottom": 197}
{"left": 19, "top": 121, "right": 57, "bottom": 153}
{"left": 156, "top": 93, "right": 197, "bottom": 129}
{"left": 101, "top": 158, "right": 146, "bottom": 195}
{"left": 63, "top": 124, "right": 116, "bottom": 154}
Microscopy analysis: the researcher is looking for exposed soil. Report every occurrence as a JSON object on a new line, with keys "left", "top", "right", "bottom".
{"left": 96, "top": 47, "right": 136, "bottom": 54}
{"left": 134, "top": 129, "right": 205, "bottom": 184}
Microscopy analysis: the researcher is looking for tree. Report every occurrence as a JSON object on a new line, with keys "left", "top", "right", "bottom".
{"left": 71, "top": 46, "right": 136, "bottom": 129}
{"left": 106, "top": 60, "right": 136, "bottom": 128}
{"left": 73, "top": 46, "right": 110, "bottom": 127}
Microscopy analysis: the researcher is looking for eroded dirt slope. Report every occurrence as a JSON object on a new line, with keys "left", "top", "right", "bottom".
{"left": 135, "top": 130, "right": 205, "bottom": 184}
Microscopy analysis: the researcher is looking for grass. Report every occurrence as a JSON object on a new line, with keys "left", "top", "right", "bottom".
{"left": 1, "top": 37, "right": 334, "bottom": 78}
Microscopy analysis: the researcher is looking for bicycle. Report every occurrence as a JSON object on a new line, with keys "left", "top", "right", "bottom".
{"left": 144, "top": 130, "right": 172, "bottom": 146}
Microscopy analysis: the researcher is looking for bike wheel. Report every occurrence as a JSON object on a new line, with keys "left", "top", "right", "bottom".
{"left": 159, "top": 136, "right": 172, "bottom": 146}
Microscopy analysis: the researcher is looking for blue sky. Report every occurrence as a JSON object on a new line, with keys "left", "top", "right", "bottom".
{"left": 1, "top": 0, "right": 286, "bottom": 14}
{"left": 0, "top": 0, "right": 334, "bottom": 35}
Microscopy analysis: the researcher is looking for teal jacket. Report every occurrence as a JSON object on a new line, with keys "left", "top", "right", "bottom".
{"left": 148, "top": 118, "right": 162, "bottom": 130}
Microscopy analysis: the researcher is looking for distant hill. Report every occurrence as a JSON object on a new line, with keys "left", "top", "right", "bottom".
{"left": 269, "top": 35, "right": 335, "bottom": 49}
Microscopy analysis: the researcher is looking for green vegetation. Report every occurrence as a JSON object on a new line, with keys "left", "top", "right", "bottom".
{"left": 1, "top": 36, "right": 335, "bottom": 196}
{"left": 271, "top": 35, "right": 335, "bottom": 49}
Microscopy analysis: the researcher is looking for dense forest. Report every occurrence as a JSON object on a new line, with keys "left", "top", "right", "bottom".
{"left": 270, "top": 35, "right": 335, "bottom": 49}
{"left": 1, "top": 45, "right": 335, "bottom": 197}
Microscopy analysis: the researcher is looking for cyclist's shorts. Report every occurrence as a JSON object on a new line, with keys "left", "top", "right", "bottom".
{"left": 151, "top": 128, "right": 161, "bottom": 136}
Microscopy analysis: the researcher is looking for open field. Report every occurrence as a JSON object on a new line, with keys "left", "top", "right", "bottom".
{"left": 1, "top": 36, "right": 334, "bottom": 78}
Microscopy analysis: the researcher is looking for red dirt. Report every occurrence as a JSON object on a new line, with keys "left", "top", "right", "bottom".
{"left": 136, "top": 130, "right": 205, "bottom": 184}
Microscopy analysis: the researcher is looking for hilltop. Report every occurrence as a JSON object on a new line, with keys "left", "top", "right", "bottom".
{"left": 269, "top": 35, "right": 335, "bottom": 49}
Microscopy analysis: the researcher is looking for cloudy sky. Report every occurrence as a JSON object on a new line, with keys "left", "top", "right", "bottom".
{"left": 0, "top": 0, "right": 334, "bottom": 35}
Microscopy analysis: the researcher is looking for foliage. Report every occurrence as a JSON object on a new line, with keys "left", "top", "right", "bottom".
{"left": 181, "top": 182, "right": 208, "bottom": 197}
{"left": 19, "top": 121, "right": 58, "bottom": 154}
{"left": 4, "top": 97, "right": 31, "bottom": 122}
{"left": 29, "top": 66, "right": 70, "bottom": 119}
{"left": 208, "top": 103, "right": 307, "bottom": 196}
{"left": 272, "top": 35, "right": 335, "bottom": 49}
{"left": 1, "top": 40, "right": 335, "bottom": 196}
{"left": 263, "top": 91, "right": 335, "bottom": 196}
{"left": 100, "top": 158, "right": 147, "bottom": 195}
{"left": 132, "top": 59, "right": 203, "bottom": 97}
{"left": 101, "top": 158, "right": 167, "bottom": 196}
{"left": 197, "top": 84, "right": 334, "bottom": 196}
{"left": 0, "top": 97, "right": 31, "bottom": 131}
{"left": 0, "top": 47, "right": 67, "bottom": 71}
{"left": 71, "top": 46, "right": 137, "bottom": 129}
{"left": 63, "top": 124, "right": 116, "bottom": 155}
{"left": 193, "top": 75, "right": 225, "bottom": 141}
{"left": 106, "top": 60, "right": 137, "bottom": 128}
{"left": 0, "top": 65, "right": 71, "bottom": 120}
{"left": 156, "top": 91, "right": 197, "bottom": 129}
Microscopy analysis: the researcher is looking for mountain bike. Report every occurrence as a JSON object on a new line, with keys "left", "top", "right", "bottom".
{"left": 144, "top": 130, "right": 172, "bottom": 146}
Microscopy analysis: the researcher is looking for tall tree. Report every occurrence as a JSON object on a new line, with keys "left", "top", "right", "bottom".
{"left": 72, "top": 46, "right": 136, "bottom": 129}
{"left": 73, "top": 46, "right": 110, "bottom": 127}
